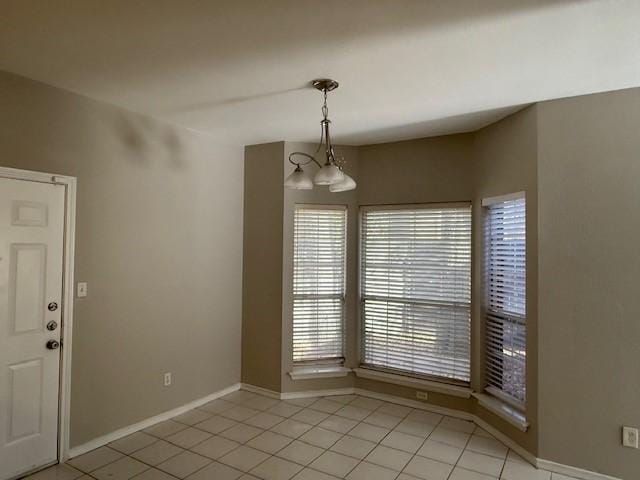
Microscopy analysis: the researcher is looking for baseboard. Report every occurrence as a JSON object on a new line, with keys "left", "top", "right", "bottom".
{"left": 536, "top": 459, "right": 621, "bottom": 480}
{"left": 471, "top": 415, "right": 537, "bottom": 466}
{"left": 67, "top": 382, "right": 241, "bottom": 459}
{"left": 280, "top": 387, "right": 355, "bottom": 400}
{"left": 240, "top": 383, "right": 282, "bottom": 399}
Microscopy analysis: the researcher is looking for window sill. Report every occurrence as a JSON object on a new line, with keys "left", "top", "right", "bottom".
{"left": 288, "top": 365, "right": 352, "bottom": 381}
{"left": 473, "top": 392, "right": 529, "bottom": 432}
{"left": 353, "top": 367, "right": 472, "bottom": 399}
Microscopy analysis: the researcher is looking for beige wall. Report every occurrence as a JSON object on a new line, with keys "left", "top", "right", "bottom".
{"left": 0, "top": 71, "right": 244, "bottom": 447}
{"left": 242, "top": 142, "right": 285, "bottom": 392}
{"left": 537, "top": 88, "right": 640, "bottom": 479}
{"left": 472, "top": 106, "right": 539, "bottom": 455}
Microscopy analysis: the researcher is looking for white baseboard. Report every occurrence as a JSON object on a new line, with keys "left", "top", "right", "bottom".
{"left": 67, "top": 383, "right": 241, "bottom": 459}
{"left": 243, "top": 384, "right": 620, "bottom": 480}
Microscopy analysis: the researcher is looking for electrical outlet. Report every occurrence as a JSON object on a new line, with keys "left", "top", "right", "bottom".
{"left": 416, "top": 391, "right": 428, "bottom": 400}
{"left": 163, "top": 372, "right": 172, "bottom": 387}
{"left": 622, "top": 426, "right": 639, "bottom": 448}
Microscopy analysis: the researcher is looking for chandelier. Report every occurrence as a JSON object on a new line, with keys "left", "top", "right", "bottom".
{"left": 284, "top": 79, "right": 356, "bottom": 192}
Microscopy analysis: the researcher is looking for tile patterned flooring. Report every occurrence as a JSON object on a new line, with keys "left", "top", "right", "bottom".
{"left": 26, "top": 390, "right": 580, "bottom": 480}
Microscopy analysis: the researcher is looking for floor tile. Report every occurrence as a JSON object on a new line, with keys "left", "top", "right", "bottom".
{"left": 308, "top": 399, "right": 343, "bottom": 414}
{"left": 277, "top": 440, "right": 324, "bottom": 465}
{"left": 348, "top": 422, "right": 390, "bottom": 443}
{"left": 439, "top": 417, "right": 475, "bottom": 434}
{"left": 218, "top": 446, "right": 270, "bottom": 472}
{"left": 268, "top": 403, "right": 304, "bottom": 418}
{"left": 505, "top": 450, "right": 528, "bottom": 465}
{"left": 198, "top": 399, "right": 236, "bottom": 415}
{"left": 131, "top": 440, "right": 184, "bottom": 466}
{"left": 291, "top": 409, "right": 330, "bottom": 426}
{"left": 428, "top": 427, "right": 470, "bottom": 449}
{"left": 448, "top": 467, "right": 497, "bottom": 480}
{"left": 246, "top": 412, "right": 286, "bottom": 430}
{"left": 239, "top": 475, "right": 262, "bottom": 480}
{"left": 376, "top": 403, "right": 412, "bottom": 418}
{"left": 550, "top": 474, "right": 579, "bottom": 480}
{"left": 318, "top": 415, "right": 359, "bottom": 434}
{"left": 330, "top": 435, "right": 377, "bottom": 459}
{"left": 292, "top": 468, "right": 339, "bottom": 480}
{"left": 222, "top": 406, "right": 262, "bottom": 422}
{"left": 324, "top": 395, "right": 357, "bottom": 404}
{"left": 110, "top": 432, "right": 158, "bottom": 454}
{"left": 346, "top": 461, "right": 397, "bottom": 480}
{"left": 457, "top": 450, "right": 504, "bottom": 476}
{"left": 223, "top": 391, "right": 259, "bottom": 404}
{"left": 271, "top": 419, "right": 313, "bottom": 439}
{"left": 166, "top": 427, "right": 212, "bottom": 448}
{"left": 284, "top": 398, "right": 318, "bottom": 408}
{"left": 68, "top": 447, "right": 124, "bottom": 472}
{"left": 186, "top": 461, "right": 243, "bottom": 480}
{"left": 466, "top": 435, "right": 508, "bottom": 459}
{"left": 144, "top": 421, "right": 189, "bottom": 439}
{"left": 405, "top": 410, "right": 442, "bottom": 425}
{"left": 350, "top": 397, "right": 383, "bottom": 411}
{"left": 380, "top": 431, "right": 424, "bottom": 454}
{"left": 92, "top": 457, "right": 149, "bottom": 480}
{"left": 195, "top": 415, "right": 238, "bottom": 434}
{"left": 473, "top": 428, "right": 493, "bottom": 439}
{"left": 298, "top": 427, "right": 342, "bottom": 449}
{"left": 397, "top": 474, "right": 423, "bottom": 480}
{"left": 242, "top": 396, "right": 281, "bottom": 411}
{"left": 363, "top": 412, "right": 402, "bottom": 429}
{"left": 173, "top": 409, "right": 212, "bottom": 426}
{"left": 309, "top": 451, "right": 359, "bottom": 478}
{"left": 190, "top": 435, "right": 240, "bottom": 459}
{"left": 220, "top": 423, "right": 264, "bottom": 443}
{"left": 130, "top": 468, "right": 176, "bottom": 480}
{"left": 402, "top": 455, "right": 453, "bottom": 480}
{"left": 500, "top": 461, "right": 551, "bottom": 480}
{"left": 27, "top": 464, "right": 84, "bottom": 480}
{"left": 334, "top": 406, "right": 370, "bottom": 422}
{"left": 394, "top": 420, "right": 434, "bottom": 438}
{"left": 156, "top": 451, "right": 212, "bottom": 478}
{"left": 416, "top": 439, "right": 463, "bottom": 465}
{"left": 247, "top": 431, "right": 294, "bottom": 454}
{"left": 365, "top": 445, "right": 412, "bottom": 471}
{"left": 250, "top": 456, "right": 303, "bottom": 480}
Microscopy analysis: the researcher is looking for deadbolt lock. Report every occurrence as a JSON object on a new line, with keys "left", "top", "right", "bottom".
{"left": 48, "top": 302, "right": 58, "bottom": 311}
{"left": 46, "top": 320, "right": 58, "bottom": 331}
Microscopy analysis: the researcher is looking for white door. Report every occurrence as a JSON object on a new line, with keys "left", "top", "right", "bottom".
{"left": 0, "top": 177, "right": 65, "bottom": 480}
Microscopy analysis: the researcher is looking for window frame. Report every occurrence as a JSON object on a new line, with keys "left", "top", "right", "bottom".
{"left": 357, "top": 202, "right": 473, "bottom": 386}
{"left": 292, "top": 203, "right": 348, "bottom": 366}
{"left": 481, "top": 192, "right": 527, "bottom": 412}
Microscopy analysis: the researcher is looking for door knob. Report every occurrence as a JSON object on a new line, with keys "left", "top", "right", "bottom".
{"left": 46, "top": 340, "right": 60, "bottom": 350}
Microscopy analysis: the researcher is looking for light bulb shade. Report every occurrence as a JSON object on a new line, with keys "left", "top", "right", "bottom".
{"left": 329, "top": 173, "right": 356, "bottom": 192}
{"left": 284, "top": 167, "right": 313, "bottom": 190}
{"left": 314, "top": 163, "right": 344, "bottom": 185}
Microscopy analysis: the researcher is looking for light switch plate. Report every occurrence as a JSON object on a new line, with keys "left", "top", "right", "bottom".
{"left": 77, "top": 282, "right": 87, "bottom": 298}
{"left": 622, "top": 426, "right": 639, "bottom": 448}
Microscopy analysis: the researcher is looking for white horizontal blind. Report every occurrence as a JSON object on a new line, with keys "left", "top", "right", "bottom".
{"left": 360, "top": 205, "right": 472, "bottom": 383}
{"left": 293, "top": 206, "right": 347, "bottom": 364}
{"left": 485, "top": 196, "right": 526, "bottom": 406}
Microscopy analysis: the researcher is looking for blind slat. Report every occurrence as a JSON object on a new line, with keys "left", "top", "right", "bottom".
{"left": 361, "top": 206, "right": 471, "bottom": 383}
{"left": 293, "top": 207, "right": 347, "bottom": 363}
{"left": 484, "top": 197, "right": 526, "bottom": 406}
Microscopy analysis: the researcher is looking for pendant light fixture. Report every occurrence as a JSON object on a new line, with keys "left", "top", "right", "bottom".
{"left": 284, "top": 79, "right": 356, "bottom": 192}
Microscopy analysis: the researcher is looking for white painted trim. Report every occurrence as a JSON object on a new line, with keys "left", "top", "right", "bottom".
{"left": 536, "top": 459, "right": 621, "bottom": 480}
{"left": 473, "top": 393, "right": 529, "bottom": 432}
{"left": 353, "top": 368, "right": 472, "bottom": 399}
{"left": 280, "top": 388, "right": 355, "bottom": 400}
{"left": 288, "top": 366, "right": 352, "bottom": 381}
{"left": 481, "top": 191, "right": 525, "bottom": 207}
{"left": 240, "top": 383, "right": 282, "bottom": 399}
{"left": 68, "top": 383, "right": 241, "bottom": 458}
{"left": 0, "top": 167, "right": 77, "bottom": 465}
{"left": 472, "top": 415, "right": 537, "bottom": 466}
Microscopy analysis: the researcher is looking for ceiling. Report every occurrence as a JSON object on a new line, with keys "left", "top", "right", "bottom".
{"left": 1, "top": 0, "right": 639, "bottom": 146}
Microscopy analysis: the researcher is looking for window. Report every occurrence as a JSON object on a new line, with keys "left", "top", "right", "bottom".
{"left": 360, "top": 204, "right": 472, "bottom": 383}
{"left": 483, "top": 194, "right": 526, "bottom": 408}
{"left": 293, "top": 205, "right": 347, "bottom": 364}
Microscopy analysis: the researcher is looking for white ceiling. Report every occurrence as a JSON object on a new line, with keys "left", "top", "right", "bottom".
{"left": 1, "top": 0, "right": 639, "bottom": 146}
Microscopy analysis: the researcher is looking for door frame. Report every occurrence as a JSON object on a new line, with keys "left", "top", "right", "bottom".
{"left": 0, "top": 166, "right": 77, "bottom": 465}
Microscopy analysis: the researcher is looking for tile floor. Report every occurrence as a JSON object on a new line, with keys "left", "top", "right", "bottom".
{"left": 26, "top": 390, "right": 579, "bottom": 480}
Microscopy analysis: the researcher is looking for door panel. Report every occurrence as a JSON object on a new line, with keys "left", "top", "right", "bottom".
{"left": 0, "top": 177, "right": 65, "bottom": 480}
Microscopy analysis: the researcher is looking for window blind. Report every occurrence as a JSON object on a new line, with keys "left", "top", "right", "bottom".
{"left": 293, "top": 206, "right": 347, "bottom": 364}
{"left": 360, "top": 205, "right": 472, "bottom": 383}
{"left": 484, "top": 196, "right": 526, "bottom": 407}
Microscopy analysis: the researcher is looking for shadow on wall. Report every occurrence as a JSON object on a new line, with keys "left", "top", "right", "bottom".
{"left": 113, "top": 112, "right": 188, "bottom": 171}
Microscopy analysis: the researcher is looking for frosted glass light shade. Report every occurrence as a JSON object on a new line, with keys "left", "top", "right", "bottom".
{"left": 284, "top": 166, "right": 313, "bottom": 190}
{"left": 314, "top": 163, "right": 344, "bottom": 185}
{"left": 329, "top": 173, "right": 356, "bottom": 192}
